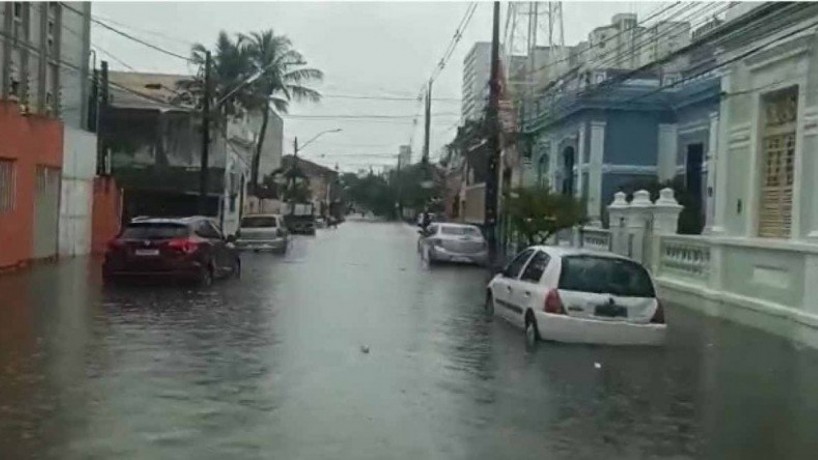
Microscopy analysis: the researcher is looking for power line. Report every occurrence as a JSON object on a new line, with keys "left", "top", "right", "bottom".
{"left": 284, "top": 112, "right": 460, "bottom": 118}
{"left": 60, "top": 2, "right": 193, "bottom": 63}
{"left": 513, "top": 1, "right": 684, "bottom": 83}
{"left": 620, "top": 15, "right": 818, "bottom": 107}
{"left": 321, "top": 93, "right": 460, "bottom": 102}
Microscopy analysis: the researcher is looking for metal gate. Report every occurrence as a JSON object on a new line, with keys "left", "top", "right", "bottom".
{"left": 33, "top": 166, "right": 61, "bottom": 259}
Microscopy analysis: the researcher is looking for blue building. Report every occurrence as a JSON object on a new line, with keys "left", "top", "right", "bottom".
{"left": 521, "top": 65, "right": 720, "bottom": 232}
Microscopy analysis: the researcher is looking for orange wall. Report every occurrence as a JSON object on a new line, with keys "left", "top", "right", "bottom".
{"left": 91, "top": 176, "right": 122, "bottom": 254}
{"left": 0, "top": 102, "right": 63, "bottom": 270}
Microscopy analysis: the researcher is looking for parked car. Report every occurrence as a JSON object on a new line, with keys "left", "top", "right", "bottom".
{"left": 418, "top": 223, "right": 488, "bottom": 266}
{"left": 315, "top": 217, "right": 327, "bottom": 229}
{"left": 103, "top": 216, "right": 241, "bottom": 286}
{"left": 486, "top": 246, "right": 666, "bottom": 347}
{"left": 236, "top": 214, "right": 289, "bottom": 253}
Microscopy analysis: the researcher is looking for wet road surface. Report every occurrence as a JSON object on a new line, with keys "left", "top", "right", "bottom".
{"left": 2, "top": 220, "right": 818, "bottom": 459}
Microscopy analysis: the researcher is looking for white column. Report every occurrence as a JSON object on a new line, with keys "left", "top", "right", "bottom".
{"left": 607, "top": 191, "right": 629, "bottom": 256}
{"left": 657, "top": 123, "right": 678, "bottom": 181}
{"left": 575, "top": 123, "right": 586, "bottom": 200}
{"left": 653, "top": 188, "right": 683, "bottom": 234}
{"left": 704, "top": 112, "right": 720, "bottom": 234}
{"left": 626, "top": 190, "right": 653, "bottom": 264}
{"left": 711, "top": 69, "right": 732, "bottom": 235}
{"left": 588, "top": 121, "right": 606, "bottom": 226}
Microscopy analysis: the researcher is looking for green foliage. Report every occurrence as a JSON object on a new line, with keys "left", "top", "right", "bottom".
{"left": 507, "top": 186, "right": 586, "bottom": 246}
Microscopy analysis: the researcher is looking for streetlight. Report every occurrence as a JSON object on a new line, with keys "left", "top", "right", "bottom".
{"left": 294, "top": 128, "right": 342, "bottom": 158}
{"left": 286, "top": 128, "right": 342, "bottom": 212}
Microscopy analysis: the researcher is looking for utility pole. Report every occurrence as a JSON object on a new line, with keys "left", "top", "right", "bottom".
{"left": 288, "top": 136, "right": 299, "bottom": 213}
{"left": 198, "top": 50, "right": 212, "bottom": 215}
{"left": 485, "top": 1, "right": 502, "bottom": 268}
{"left": 96, "top": 61, "right": 109, "bottom": 176}
{"left": 422, "top": 79, "right": 431, "bottom": 164}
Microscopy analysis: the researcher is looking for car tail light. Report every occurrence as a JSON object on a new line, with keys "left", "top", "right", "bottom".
{"left": 167, "top": 238, "right": 200, "bottom": 254}
{"left": 651, "top": 300, "right": 665, "bottom": 324}
{"left": 107, "top": 239, "right": 125, "bottom": 251}
{"left": 544, "top": 290, "right": 566, "bottom": 315}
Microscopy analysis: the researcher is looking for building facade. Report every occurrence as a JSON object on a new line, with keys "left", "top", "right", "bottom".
{"left": 0, "top": 2, "right": 95, "bottom": 268}
{"left": 1, "top": 2, "right": 92, "bottom": 129}
{"left": 640, "top": 2, "right": 818, "bottom": 348}
{"left": 462, "top": 42, "right": 492, "bottom": 123}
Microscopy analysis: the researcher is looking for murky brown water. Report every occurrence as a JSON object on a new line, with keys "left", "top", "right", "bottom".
{"left": 2, "top": 220, "right": 818, "bottom": 459}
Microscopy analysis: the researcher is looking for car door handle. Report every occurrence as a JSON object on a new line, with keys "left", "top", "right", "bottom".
{"left": 524, "top": 291, "right": 531, "bottom": 297}
{"left": 506, "top": 286, "right": 512, "bottom": 292}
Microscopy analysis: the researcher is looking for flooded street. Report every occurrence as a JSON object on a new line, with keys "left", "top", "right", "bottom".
{"left": 2, "top": 220, "right": 818, "bottom": 459}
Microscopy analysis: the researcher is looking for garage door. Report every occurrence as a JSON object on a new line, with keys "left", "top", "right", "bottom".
{"left": 33, "top": 166, "right": 61, "bottom": 260}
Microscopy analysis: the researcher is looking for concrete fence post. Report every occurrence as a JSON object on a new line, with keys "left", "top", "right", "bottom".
{"left": 607, "top": 191, "right": 629, "bottom": 256}
{"left": 652, "top": 188, "right": 683, "bottom": 235}
{"left": 626, "top": 190, "right": 652, "bottom": 264}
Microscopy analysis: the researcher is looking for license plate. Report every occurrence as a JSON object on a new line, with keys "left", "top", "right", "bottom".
{"left": 134, "top": 249, "right": 159, "bottom": 256}
{"left": 453, "top": 256, "right": 471, "bottom": 263}
{"left": 595, "top": 304, "right": 627, "bottom": 318}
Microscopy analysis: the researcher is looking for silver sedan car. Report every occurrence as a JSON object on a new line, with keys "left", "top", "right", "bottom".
{"left": 235, "top": 214, "right": 289, "bottom": 253}
{"left": 418, "top": 223, "right": 488, "bottom": 266}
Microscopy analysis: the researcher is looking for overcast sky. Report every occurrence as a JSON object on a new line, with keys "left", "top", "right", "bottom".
{"left": 92, "top": 1, "right": 660, "bottom": 172}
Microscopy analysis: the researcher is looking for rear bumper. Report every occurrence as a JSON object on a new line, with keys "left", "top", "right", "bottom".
{"left": 534, "top": 311, "right": 667, "bottom": 346}
{"left": 102, "top": 259, "right": 204, "bottom": 281}
{"left": 429, "top": 247, "right": 487, "bottom": 265}
{"left": 235, "top": 238, "right": 287, "bottom": 251}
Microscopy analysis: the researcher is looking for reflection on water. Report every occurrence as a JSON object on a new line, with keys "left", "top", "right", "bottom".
{"left": 1, "top": 224, "right": 818, "bottom": 459}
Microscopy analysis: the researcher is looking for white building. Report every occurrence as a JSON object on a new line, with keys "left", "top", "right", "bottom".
{"left": 0, "top": 2, "right": 92, "bottom": 128}
{"left": 397, "top": 144, "right": 411, "bottom": 169}
{"left": 462, "top": 42, "right": 492, "bottom": 122}
{"left": 650, "top": 2, "right": 818, "bottom": 348}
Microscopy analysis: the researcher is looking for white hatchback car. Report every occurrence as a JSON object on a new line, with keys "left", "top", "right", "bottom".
{"left": 486, "top": 246, "right": 666, "bottom": 346}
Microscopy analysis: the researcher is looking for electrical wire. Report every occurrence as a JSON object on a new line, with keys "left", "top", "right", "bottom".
{"left": 60, "top": 2, "right": 193, "bottom": 63}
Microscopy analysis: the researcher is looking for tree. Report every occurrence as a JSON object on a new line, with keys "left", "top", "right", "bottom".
{"left": 240, "top": 30, "right": 323, "bottom": 190}
{"left": 176, "top": 32, "right": 252, "bottom": 132}
{"left": 506, "top": 186, "right": 586, "bottom": 246}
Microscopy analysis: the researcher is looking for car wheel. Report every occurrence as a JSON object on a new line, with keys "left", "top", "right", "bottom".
{"left": 233, "top": 258, "right": 241, "bottom": 279}
{"left": 525, "top": 313, "right": 539, "bottom": 349}
{"left": 199, "top": 264, "right": 214, "bottom": 287}
{"left": 484, "top": 291, "right": 494, "bottom": 317}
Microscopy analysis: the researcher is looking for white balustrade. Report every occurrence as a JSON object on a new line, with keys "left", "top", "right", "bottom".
{"left": 581, "top": 227, "right": 611, "bottom": 251}
{"left": 659, "top": 236, "right": 712, "bottom": 280}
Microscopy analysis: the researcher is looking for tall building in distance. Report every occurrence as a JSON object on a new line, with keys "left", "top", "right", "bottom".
{"left": 0, "top": 2, "right": 93, "bottom": 129}
{"left": 461, "top": 42, "right": 493, "bottom": 123}
{"left": 397, "top": 145, "right": 411, "bottom": 169}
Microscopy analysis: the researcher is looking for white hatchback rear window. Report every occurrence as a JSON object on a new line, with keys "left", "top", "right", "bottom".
{"left": 559, "top": 256, "right": 655, "bottom": 298}
{"left": 241, "top": 217, "right": 278, "bottom": 228}
{"left": 440, "top": 226, "right": 481, "bottom": 236}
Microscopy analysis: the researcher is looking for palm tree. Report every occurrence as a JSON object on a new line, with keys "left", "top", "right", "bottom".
{"left": 176, "top": 32, "right": 253, "bottom": 132}
{"left": 239, "top": 30, "right": 323, "bottom": 192}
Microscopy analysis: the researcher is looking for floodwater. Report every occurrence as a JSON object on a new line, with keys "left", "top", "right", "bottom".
{"left": 1, "top": 220, "right": 818, "bottom": 459}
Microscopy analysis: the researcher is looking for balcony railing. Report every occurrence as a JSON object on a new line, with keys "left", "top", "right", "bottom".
{"left": 658, "top": 235, "right": 711, "bottom": 281}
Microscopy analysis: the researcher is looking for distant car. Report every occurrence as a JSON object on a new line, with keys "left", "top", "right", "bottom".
{"left": 286, "top": 216, "right": 316, "bottom": 235}
{"left": 103, "top": 216, "right": 241, "bottom": 287}
{"left": 486, "top": 246, "right": 666, "bottom": 347}
{"left": 315, "top": 217, "right": 327, "bottom": 229}
{"left": 236, "top": 214, "right": 289, "bottom": 253}
{"left": 418, "top": 223, "right": 488, "bottom": 266}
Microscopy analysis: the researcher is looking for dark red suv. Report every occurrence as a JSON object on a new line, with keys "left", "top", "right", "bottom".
{"left": 103, "top": 217, "right": 241, "bottom": 286}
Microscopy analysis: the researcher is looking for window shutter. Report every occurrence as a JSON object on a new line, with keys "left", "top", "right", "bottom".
{"left": 759, "top": 91, "right": 797, "bottom": 238}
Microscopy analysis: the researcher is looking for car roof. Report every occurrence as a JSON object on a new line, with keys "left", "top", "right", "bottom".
{"left": 127, "top": 216, "right": 211, "bottom": 226}
{"left": 528, "top": 245, "right": 637, "bottom": 262}
{"left": 437, "top": 222, "right": 479, "bottom": 229}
